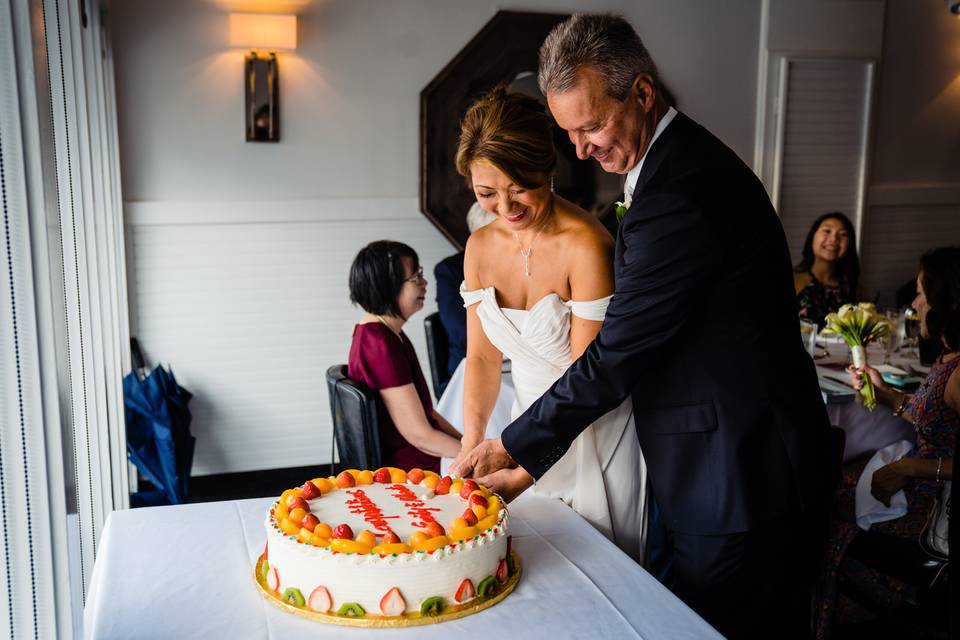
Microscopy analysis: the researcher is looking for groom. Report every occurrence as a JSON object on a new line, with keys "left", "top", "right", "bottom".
{"left": 452, "top": 13, "right": 836, "bottom": 639}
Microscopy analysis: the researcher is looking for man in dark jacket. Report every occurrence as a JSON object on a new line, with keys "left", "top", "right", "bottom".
{"left": 453, "top": 14, "right": 836, "bottom": 639}
{"left": 433, "top": 251, "right": 465, "bottom": 394}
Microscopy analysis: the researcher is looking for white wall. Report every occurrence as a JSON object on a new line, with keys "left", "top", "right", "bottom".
{"left": 755, "top": 0, "right": 960, "bottom": 305}
{"left": 112, "top": 0, "right": 763, "bottom": 475}
{"left": 861, "top": 0, "right": 960, "bottom": 304}
{"left": 113, "top": 0, "right": 761, "bottom": 201}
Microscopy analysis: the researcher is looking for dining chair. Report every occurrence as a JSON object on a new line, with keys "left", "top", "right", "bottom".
{"left": 839, "top": 530, "right": 949, "bottom": 633}
{"left": 835, "top": 419, "right": 950, "bottom": 635}
{"left": 325, "top": 365, "right": 383, "bottom": 473}
{"left": 423, "top": 312, "right": 451, "bottom": 398}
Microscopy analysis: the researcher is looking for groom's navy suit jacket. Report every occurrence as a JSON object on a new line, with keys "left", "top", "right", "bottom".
{"left": 502, "top": 112, "right": 833, "bottom": 536}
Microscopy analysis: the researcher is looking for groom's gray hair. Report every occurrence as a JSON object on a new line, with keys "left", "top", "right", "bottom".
{"left": 538, "top": 13, "right": 660, "bottom": 101}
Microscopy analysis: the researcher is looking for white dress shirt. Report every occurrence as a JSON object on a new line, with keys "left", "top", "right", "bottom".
{"left": 624, "top": 106, "right": 678, "bottom": 203}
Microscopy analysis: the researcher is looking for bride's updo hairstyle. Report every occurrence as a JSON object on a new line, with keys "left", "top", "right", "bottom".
{"left": 455, "top": 87, "right": 556, "bottom": 190}
{"left": 349, "top": 240, "right": 419, "bottom": 317}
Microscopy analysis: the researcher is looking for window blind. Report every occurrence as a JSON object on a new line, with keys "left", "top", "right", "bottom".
{"left": 773, "top": 57, "right": 873, "bottom": 264}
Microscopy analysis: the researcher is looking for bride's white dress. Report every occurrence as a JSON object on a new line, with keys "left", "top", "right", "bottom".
{"left": 461, "top": 284, "right": 648, "bottom": 562}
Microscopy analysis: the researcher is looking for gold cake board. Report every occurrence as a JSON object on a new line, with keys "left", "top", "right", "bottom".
{"left": 254, "top": 550, "right": 521, "bottom": 627}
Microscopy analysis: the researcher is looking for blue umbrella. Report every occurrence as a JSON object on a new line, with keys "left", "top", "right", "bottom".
{"left": 124, "top": 339, "right": 195, "bottom": 506}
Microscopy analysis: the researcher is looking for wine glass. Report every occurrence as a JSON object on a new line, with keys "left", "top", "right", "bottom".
{"left": 882, "top": 308, "right": 904, "bottom": 364}
{"left": 902, "top": 307, "right": 920, "bottom": 356}
{"left": 799, "top": 319, "right": 818, "bottom": 358}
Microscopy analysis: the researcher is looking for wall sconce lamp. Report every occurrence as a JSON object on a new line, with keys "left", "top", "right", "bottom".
{"left": 229, "top": 13, "right": 297, "bottom": 142}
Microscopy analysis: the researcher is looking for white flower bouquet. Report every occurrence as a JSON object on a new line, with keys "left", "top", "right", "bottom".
{"left": 820, "top": 303, "right": 894, "bottom": 411}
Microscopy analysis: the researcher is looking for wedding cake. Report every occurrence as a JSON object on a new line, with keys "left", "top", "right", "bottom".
{"left": 256, "top": 467, "right": 519, "bottom": 625}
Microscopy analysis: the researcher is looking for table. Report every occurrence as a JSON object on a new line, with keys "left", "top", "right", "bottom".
{"left": 814, "top": 340, "right": 920, "bottom": 461}
{"left": 84, "top": 494, "right": 720, "bottom": 639}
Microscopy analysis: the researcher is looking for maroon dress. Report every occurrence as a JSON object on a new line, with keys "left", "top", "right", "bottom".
{"left": 347, "top": 322, "right": 442, "bottom": 473}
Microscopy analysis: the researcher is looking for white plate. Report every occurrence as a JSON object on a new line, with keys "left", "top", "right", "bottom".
{"left": 873, "top": 364, "right": 909, "bottom": 377}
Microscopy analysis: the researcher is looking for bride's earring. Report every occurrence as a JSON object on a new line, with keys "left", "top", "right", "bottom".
{"left": 550, "top": 176, "right": 555, "bottom": 193}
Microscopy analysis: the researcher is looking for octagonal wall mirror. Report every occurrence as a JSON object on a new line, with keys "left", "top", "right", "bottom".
{"left": 420, "top": 11, "right": 622, "bottom": 249}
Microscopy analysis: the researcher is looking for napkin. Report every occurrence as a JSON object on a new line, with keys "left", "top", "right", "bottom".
{"left": 855, "top": 439, "right": 914, "bottom": 530}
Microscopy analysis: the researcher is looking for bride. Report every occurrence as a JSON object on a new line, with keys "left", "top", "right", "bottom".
{"left": 452, "top": 88, "right": 647, "bottom": 561}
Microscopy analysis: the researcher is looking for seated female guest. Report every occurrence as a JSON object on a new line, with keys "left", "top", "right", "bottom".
{"left": 794, "top": 212, "right": 860, "bottom": 327}
{"left": 815, "top": 246, "right": 959, "bottom": 637}
{"left": 347, "top": 241, "right": 463, "bottom": 472}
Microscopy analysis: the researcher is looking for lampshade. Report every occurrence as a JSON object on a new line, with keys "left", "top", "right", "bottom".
{"left": 229, "top": 13, "right": 297, "bottom": 51}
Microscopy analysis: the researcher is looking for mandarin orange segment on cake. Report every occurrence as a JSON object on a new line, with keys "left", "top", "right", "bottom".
{"left": 260, "top": 469, "right": 513, "bottom": 621}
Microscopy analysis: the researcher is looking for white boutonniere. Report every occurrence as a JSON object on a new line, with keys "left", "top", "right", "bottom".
{"left": 614, "top": 193, "right": 631, "bottom": 223}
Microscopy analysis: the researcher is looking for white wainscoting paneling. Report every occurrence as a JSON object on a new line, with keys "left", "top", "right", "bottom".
{"left": 126, "top": 198, "right": 455, "bottom": 476}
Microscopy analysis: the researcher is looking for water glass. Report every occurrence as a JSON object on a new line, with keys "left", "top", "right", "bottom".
{"left": 799, "top": 319, "right": 818, "bottom": 357}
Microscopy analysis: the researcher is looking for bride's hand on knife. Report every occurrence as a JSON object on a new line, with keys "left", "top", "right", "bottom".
{"left": 476, "top": 467, "right": 534, "bottom": 503}
{"left": 451, "top": 435, "right": 483, "bottom": 471}
{"left": 450, "top": 437, "right": 516, "bottom": 479}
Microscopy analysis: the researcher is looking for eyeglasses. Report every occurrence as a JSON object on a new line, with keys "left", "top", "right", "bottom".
{"left": 405, "top": 267, "right": 425, "bottom": 284}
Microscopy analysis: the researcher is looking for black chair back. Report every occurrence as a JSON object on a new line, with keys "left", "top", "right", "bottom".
{"left": 423, "top": 312, "right": 450, "bottom": 398}
{"left": 325, "top": 365, "right": 382, "bottom": 472}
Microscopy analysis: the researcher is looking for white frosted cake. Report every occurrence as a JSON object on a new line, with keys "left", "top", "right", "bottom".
{"left": 257, "top": 467, "right": 517, "bottom": 623}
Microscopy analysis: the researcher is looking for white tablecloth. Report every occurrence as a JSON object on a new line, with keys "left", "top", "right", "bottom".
{"left": 84, "top": 494, "right": 720, "bottom": 639}
{"left": 814, "top": 341, "right": 919, "bottom": 461}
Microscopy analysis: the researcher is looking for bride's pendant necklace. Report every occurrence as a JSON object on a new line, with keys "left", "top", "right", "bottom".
{"left": 511, "top": 194, "right": 553, "bottom": 277}
{"left": 514, "top": 228, "right": 544, "bottom": 277}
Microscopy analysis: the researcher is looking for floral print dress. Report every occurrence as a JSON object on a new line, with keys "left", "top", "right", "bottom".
{"left": 814, "top": 354, "right": 959, "bottom": 637}
{"left": 797, "top": 272, "right": 850, "bottom": 329}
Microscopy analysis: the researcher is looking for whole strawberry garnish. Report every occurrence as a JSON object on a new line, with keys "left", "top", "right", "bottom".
{"left": 300, "top": 481, "right": 321, "bottom": 500}
{"left": 462, "top": 508, "right": 478, "bottom": 526}
{"left": 335, "top": 471, "right": 356, "bottom": 488}
{"left": 468, "top": 493, "right": 488, "bottom": 509}
{"left": 374, "top": 468, "right": 392, "bottom": 483}
{"left": 434, "top": 476, "right": 452, "bottom": 495}
{"left": 331, "top": 524, "right": 354, "bottom": 540}
{"left": 459, "top": 480, "right": 478, "bottom": 499}
{"left": 381, "top": 530, "right": 401, "bottom": 544}
{"left": 301, "top": 513, "right": 320, "bottom": 532}
{"left": 287, "top": 496, "right": 309, "bottom": 513}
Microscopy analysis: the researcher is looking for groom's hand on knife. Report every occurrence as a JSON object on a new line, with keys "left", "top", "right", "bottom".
{"left": 476, "top": 467, "right": 534, "bottom": 503}
{"left": 450, "top": 437, "right": 517, "bottom": 479}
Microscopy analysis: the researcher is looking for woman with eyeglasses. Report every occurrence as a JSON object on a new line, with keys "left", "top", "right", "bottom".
{"left": 347, "top": 240, "right": 463, "bottom": 472}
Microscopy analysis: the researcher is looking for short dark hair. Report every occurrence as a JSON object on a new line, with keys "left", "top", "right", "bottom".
{"left": 919, "top": 246, "right": 960, "bottom": 352}
{"left": 794, "top": 211, "right": 860, "bottom": 296}
{"left": 349, "top": 241, "right": 419, "bottom": 317}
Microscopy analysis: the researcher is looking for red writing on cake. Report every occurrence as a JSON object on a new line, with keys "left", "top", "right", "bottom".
{"left": 386, "top": 484, "right": 440, "bottom": 528}
{"left": 344, "top": 489, "right": 399, "bottom": 533}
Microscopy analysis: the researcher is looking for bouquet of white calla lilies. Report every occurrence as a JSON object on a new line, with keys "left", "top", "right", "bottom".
{"left": 820, "top": 302, "right": 894, "bottom": 411}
